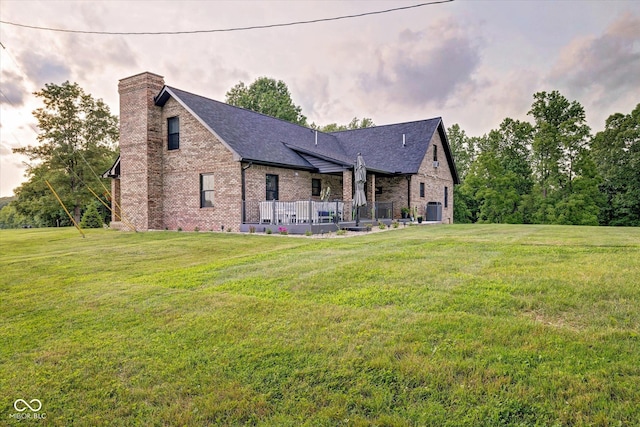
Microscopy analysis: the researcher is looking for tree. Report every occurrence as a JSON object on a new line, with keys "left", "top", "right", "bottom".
{"left": 528, "top": 91, "right": 599, "bottom": 224}
{"left": 0, "top": 203, "right": 28, "bottom": 229}
{"left": 226, "top": 77, "right": 307, "bottom": 126}
{"left": 13, "top": 82, "right": 118, "bottom": 226}
{"left": 0, "top": 196, "right": 14, "bottom": 210}
{"left": 314, "top": 117, "right": 375, "bottom": 132}
{"left": 529, "top": 91, "right": 591, "bottom": 195}
{"left": 591, "top": 104, "right": 640, "bottom": 226}
{"left": 457, "top": 119, "right": 534, "bottom": 224}
{"left": 447, "top": 123, "right": 476, "bottom": 180}
{"left": 79, "top": 202, "right": 103, "bottom": 228}
{"left": 447, "top": 124, "right": 478, "bottom": 223}
{"left": 493, "top": 118, "right": 534, "bottom": 202}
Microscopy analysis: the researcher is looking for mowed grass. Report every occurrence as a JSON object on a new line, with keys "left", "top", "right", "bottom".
{"left": 1, "top": 225, "right": 639, "bottom": 426}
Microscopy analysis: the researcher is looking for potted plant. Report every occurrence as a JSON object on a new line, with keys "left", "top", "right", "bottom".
{"left": 417, "top": 215, "right": 423, "bottom": 224}
{"left": 401, "top": 207, "right": 410, "bottom": 219}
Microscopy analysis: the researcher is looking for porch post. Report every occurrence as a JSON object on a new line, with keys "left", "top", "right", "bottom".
{"left": 342, "top": 169, "right": 352, "bottom": 220}
{"left": 271, "top": 200, "right": 276, "bottom": 225}
{"left": 111, "top": 178, "right": 121, "bottom": 223}
{"left": 369, "top": 173, "right": 376, "bottom": 220}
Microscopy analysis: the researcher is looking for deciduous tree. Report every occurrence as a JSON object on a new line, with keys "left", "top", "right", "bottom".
{"left": 226, "top": 77, "right": 307, "bottom": 126}
{"left": 314, "top": 117, "right": 375, "bottom": 132}
{"left": 528, "top": 91, "right": 599, "bottom": 224}
{"left": 13, "top": 82, "right": 118, "bottom": 226}
{"left": 459, "top": 119, "right": 534, "bottom": 223}
{"left": 591, "top": 104, "right": 640, "bottom": 226}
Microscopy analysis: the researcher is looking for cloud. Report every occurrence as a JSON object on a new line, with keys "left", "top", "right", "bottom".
{"left": 549, "top": 11, "right": 640, "bottom": 105}
{"left": 292, "top": 71, "right": 334, "bottom": 122}
{"left": 19, "top": 51, "right": 71, "bottom": 88}
{"left": 357, "top": 18, "right": 483, "bottom": 109}
{"left": 195, "top": 64, "right": 250, "bottom": 99}
{"left": 0, "top": 141, "right": 13, "bottom": 157}
{"left": 0, "top": 70, "right": 27, "bottom": 106}
{"left": 59, "top": 33, "right": 138, "bottom": 84}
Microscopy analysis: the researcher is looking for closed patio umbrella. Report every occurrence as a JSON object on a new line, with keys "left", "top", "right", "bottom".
{"left": 354, "top": 153, "right": 367, "bottom": 226}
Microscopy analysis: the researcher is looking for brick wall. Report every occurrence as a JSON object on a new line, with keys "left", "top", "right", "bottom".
{"left": 376, "top": 175, "right": 409, "bottom": 219}
{"left": 111, "top": 178, "right": 121, "bottom": 223}
{"left": 244, "top": 166, "right": 344, "bottom": 202}
{"left": 412, "top": 131, "right": 455, "bottom": 223}
{"left": 118, "top": 72, "right": 165, "bottom": 231}
{"left": 368, "top": 130, "right": 455, "bottom": 222}
{"left": 342, "top": 170, "right": 352, "bottom": 203}
{"left": 160, "top": 97, "right": 242, "bottom": 232}
{"left": 118, "top": 72, "right": 245, "bottom": 232}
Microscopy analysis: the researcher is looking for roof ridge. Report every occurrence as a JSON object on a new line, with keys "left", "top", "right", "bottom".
{"left": 328, "top": 117, "right": 442, "bottom": 134}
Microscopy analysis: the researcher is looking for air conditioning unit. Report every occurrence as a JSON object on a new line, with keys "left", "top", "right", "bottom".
{"left": 433, "top": 161, "right": 439, "bottom": 168}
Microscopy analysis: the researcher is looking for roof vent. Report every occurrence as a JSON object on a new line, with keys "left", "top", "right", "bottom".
{"left": 403, "top": 133, "right": 406, "bottom": 147}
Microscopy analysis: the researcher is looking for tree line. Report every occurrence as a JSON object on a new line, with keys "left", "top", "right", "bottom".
{"left": 2, "top": 79, "right": 637, "bottom": 228}
{"left": 449, "top": 92, "right": 639, "bottom": 226}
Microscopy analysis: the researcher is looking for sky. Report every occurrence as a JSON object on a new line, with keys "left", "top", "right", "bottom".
{"left": 1, "top": 0, "right": 639, "bottom": 197}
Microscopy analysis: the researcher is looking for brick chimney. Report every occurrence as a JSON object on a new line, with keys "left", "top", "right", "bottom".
{"left": 118, "top": 72, "right": 165, "bottom": 230}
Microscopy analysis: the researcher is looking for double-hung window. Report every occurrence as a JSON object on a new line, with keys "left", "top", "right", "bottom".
{"left": 312, "top": 178, "right": 321, "bottom": 197}
{"left": 266, "top": 174, "right": 279, "bottom": 200}
{"left": 200, "top": 174, "right": 214, "bottom": 207}
{"left": 168, "top": 117, "right": 179, "bottom": 150}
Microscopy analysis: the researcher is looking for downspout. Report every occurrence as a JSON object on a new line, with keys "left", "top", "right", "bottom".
{"left": 241, "top": 161, "right": 253, "bottom": 224}
{"left": 406, "top": 175, "right": 411, "bottom": 217}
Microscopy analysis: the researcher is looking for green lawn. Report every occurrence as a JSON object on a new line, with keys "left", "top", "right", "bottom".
{"left": 1, "top": 225, "right": 639, "bottom": 426}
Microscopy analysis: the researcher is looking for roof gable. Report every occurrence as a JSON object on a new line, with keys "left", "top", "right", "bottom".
{"left": 157, "top": 86, "right": 349, "bottom": 170}
{"left": 329, "top": 119, "right": 440, "bottom": 174}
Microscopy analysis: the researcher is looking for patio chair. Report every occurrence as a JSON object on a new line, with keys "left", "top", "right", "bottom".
{"left": 336, "top": 201, "right": 345, "bottom": 221}
{"left": 315, "top": 201, "right": 333, "bottom": 223}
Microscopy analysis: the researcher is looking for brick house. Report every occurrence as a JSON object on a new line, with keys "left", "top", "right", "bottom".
{"left": 105, "top": 72, "right": 459, "bottom": 233}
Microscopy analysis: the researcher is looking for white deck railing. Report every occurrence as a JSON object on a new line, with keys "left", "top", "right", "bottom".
{"left": 242, "top": 200, "right": 393, "bottom": 225}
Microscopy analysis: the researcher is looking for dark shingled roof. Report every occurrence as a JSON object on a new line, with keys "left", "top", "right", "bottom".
{"left": 155, "top": 86, "right": 459, "bottom": 183}
{"left": 330, "top": 120, "right": 439, "bottom": 174}
{"left": 330, "top": 119, "right": 459, "bottom": 182}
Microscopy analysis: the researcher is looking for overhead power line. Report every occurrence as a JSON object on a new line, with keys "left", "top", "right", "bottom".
{"left": 0, "top": 1, "right": 453, "bottom": 35}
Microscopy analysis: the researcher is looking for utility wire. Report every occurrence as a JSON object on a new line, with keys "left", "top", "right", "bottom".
{"left": 0, "top": 1, "right": 453, "bottom": 35}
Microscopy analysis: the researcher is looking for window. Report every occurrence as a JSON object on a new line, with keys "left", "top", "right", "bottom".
{"left": 168, "top": 117, "right": 179, "bottom": 150}
{"left": 312, "top": 178, "right": 321, "bottom": 197}
{"left": 420, "top": 182, "right": 425, "bottom": 198}
{"left": 433, "top": 145, "right": 438, "bottom": 162}
{"left": 200, "top": 174, "right": 214, "bottom": 207}
{"left": 444, "top": 186, "right": 448, "bottom": 208}
{"left": 266, "top": 174, "right": 279, "bottom": 200}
